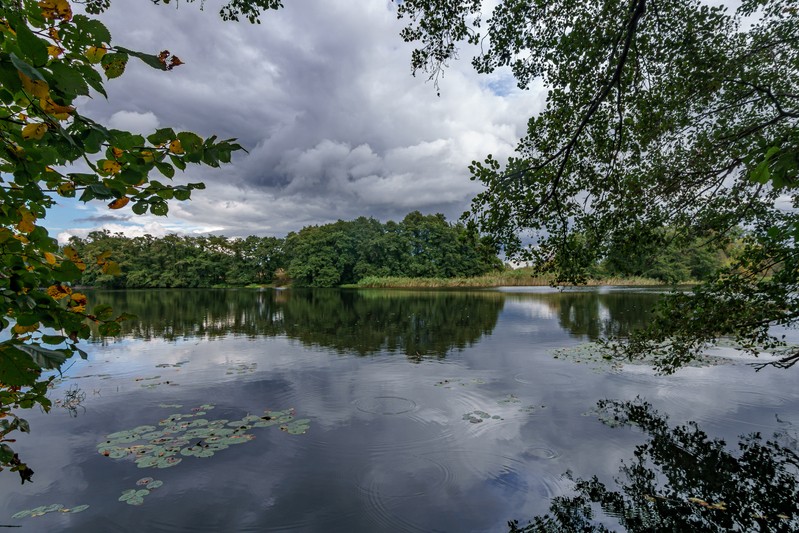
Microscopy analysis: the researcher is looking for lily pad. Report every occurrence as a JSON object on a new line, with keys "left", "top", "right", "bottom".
{"left": 11, "top": 510, "right": 32, "bottom": 519}
{"left": 146, "top": 480, "right": 163, "bottom": 490}
{"left": 69, "top": 504, "right": 90, "bottom": 513}
{"left": 136, "top": 477, "right": 154, "bottom": 486}
{"left": 118, "top": 489, "right": 137, "bottom": 502}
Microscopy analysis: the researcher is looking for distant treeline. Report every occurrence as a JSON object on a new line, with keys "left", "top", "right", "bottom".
{"left": 67, "top": 212, "right": 739, "bottom": 289}
{"left": 67, "top": 211, "right": 503, "bottom": 288}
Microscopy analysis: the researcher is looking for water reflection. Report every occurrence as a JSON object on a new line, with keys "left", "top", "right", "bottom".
{"left": 510, "top": 399, "right": 799, "bottom": 532}
{"left": 86, "top": 288, "right": 657, "bottom": 356}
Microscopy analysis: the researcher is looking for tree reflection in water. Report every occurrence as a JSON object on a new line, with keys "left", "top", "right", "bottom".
{"left": 510, "top": 399, "right": 799, "bottom": 532}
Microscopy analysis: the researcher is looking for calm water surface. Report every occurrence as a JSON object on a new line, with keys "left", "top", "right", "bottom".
{"left": 1, "top": 288, "right": 797, "bottom": 531}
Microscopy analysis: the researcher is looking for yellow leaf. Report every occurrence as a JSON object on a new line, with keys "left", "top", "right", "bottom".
{"left": 169, "top": 140, "right": 184, "bottom": 154}
{"left": 57, "top": 182, "right": 74, "bottom": 196}
{"left": 19, "top": 72, "right": 50, "bottom": 99}
{"left": 101, "top": 160, "right": 122, "bottom": 175}
{"left": 48, "top": 27, "right": 59, "bottom": 41}
{"left": 85, "top": 45, "right": 107, "bottom": 63}
{"left": 13, "top": 323, "right": 39, "bottom": 334}
{"left": 108, "top": 197, "right": 130, "bottom": 210}
{"left": 44, "top": 252, "right": 56, "bottom": 265}
{"left": 22, "top": 123, "right": 47, "bottom": 141}
{"left": 63, "top": 246, "right": 86, "bottom": 271}
{"left": 47, "top": 45, "right": 63, "bottom": 57}
{"left": 47, "top": 284, "right": 71, "bottom": 300}
{"left": 111, "top": 147, "right": 123, "bottom": 159}
{"left": 139, "top": 150, "right": 154, "bottom": 162}
{"left": 16, "top": 209, "right": 36, "bottom": 233}
{"left": 39, "top": 0, "right": 72, "bottom": 21}
{"left": 40, "top": 97, "right": 75, "bottom": 117}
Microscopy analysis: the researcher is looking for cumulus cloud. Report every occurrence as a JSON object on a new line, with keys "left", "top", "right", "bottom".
{"left": 65, "top": 0, "right": 546, "bottom": 238}
{"left": 107, "top": 110, "right": 160, "bottom": 135}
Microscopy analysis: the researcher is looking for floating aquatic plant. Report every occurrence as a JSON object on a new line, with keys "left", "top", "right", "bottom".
{"left": 433, "top": 378, "right": 486, "bottom": 388}
{"left": 498, "top": 394, "right": 521, "bottom": 405}
{"left": 98, "top": 404, "right": 311, "bottom": 476}
{"left": 226, "top": 363, "right": 257, "bottom": 375}
{"left": 12, "top": 503, "right": 89, "bottom": 519}
{"left": 119, "top": 478, "right": 164, "bottom": 505}
{"left": 158, "top": 403, "right": 183, "bottom": 409}
{"left": 462, "top": 410, "right": 502, "bottom": 424}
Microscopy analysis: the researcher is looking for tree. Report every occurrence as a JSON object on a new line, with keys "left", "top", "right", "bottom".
{"left": 0, "top": 0, "right": 244, "bottom": 481}
{"left": 395, "top": 0, "right": 798, "bottom": 372}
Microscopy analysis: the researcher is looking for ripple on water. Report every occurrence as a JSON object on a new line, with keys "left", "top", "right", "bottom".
{"left": 354, "top": 396, "right": 417, "bottom": 415}
{"left": 356, "top": 448, "right": 565, "bottom": 532}
{"left": 356, "top": 454, "right": 453, "bottom": 532}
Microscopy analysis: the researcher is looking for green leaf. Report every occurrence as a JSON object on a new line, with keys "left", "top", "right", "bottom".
{"left": 132, "top": 201, "right": 148, "bottom": 215}
{"left": 14, "top": 22, "right": 49, "bottom": 67}
{"left": 99, "top": 322, "right": 122, "bottom": 336}
{"left": 115, "top": 46, "right": 167, "bottom": 71}
{"left": 16, "top": 344, "right": 68, "bottom": 371}
{"left": 41, "top": 335, "right": 67, "bottom": 345}
{"left": 0, "top": 344, "right": 42, "bottom": 387}
{"left": 147, "top": 128, "right": 176, "bottom": 145}
{"left": 155, "top": 161, "right": 175, "bottom": 179}
{"left": 101, "top": 53, "right": 128, "bottom": 79}
{"left": 92, "top": 304, "right": 114, "bottom": 321}
{"left": 10, "top": 53, "right": 45, "bottom": 82}
{"left": 48, "top": 62, "right": 90, "bottom": 97}
{"left": 150, "top": 202, "right": 169, "bottom": 216}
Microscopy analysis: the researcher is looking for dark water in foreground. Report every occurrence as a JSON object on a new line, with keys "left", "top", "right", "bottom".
{"left": 1, "top": 288, "right": 798, "bottom": 531}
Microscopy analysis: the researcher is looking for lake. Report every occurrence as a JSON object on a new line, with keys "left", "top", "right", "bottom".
{"left": 2, "top": 287, "right": 798, "bottom": 531}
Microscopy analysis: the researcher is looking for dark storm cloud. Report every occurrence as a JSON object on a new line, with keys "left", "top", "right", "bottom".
{"left": 68, "top": 0, "right": 545, "bottom": 239}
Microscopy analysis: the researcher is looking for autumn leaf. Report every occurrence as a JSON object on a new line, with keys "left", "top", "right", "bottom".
{"left": 12, "top": 323, "right": 39, "bottom": 335}
{"left": 19, "top": 73, "right": 49, "bottom": 99}
{"left": 86, "top": 46, "right": 107, "bottom": 64}
{"left": 111, "top": 147, "right": 123, "bottom": 159}
{"left": 101, "top": 160, "right": 122, "bottom": 175}
{"left": 44, "top": 252, "right": 56, "bottom": 265}
{"left": 169, "top": 140, "right": 184, "bottom": 154}
{"left": 46, "top": 285, "right": 72, "bottom": 300}
{"left": 21, "top": 123, "right": 47, "bottom": 141}
{"left": 47, "top": 45, "right": 63, "bottom": 58}
{"left": 57, "top": 182, "right": 74, "bottom": 196}
{"left": 40, "top": 97, "right": 75, "bottom": 118}
{"left": 39, "top": 0, "right": 72, "bottom": 21}
{"left": 108, "top": 197, "right": 130, "bottom": 209}
{"left": 16, "top": 210, "right": 35, "bottom": 233}
{"left": 62, "top": 246, "right": 86, "bottom": 271}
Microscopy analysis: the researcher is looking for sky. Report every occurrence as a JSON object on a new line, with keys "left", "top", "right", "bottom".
{"left": 48, "top": 0, "right": 547, "bottom": 244}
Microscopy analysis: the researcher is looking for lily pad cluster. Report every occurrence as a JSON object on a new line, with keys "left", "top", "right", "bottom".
{"left": 552, "top": 342, "right": 727, "bottom": 372}
{"left": 463, "top": 410, "right": 503, "bottom": 424}
{"left": 498, "top": 394, "right": 521, "bottom": 405}
{"left": 12, "top": 504, "right": 89, "bottom": 519}
{"left": 155, "top": 360, "right": 190, "bottom": 368}
{"left": 158, "top": 403, "right": 183, "bottom": 409}
{"left": 434, "top": 378, "right": 486, "bottom": 388}
{"left": 118, "top": 478, "right": 164, "bottom": 506}
{"left": 518, "top": 405, "right": 547, "bottom": 414}
{"left": 97, "top": 405, "right": 311, "bottom": 470}
{"left": 226, "top": 362, "right": 257, "bottom": 375}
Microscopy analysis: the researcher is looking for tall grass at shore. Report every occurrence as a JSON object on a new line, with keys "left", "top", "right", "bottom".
{"left": 345, "top": 268, "right": 668, "bottom": 289}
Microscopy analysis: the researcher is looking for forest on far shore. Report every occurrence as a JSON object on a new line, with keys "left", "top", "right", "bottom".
{"left": 66, "top": 211, "right": 739, "bottom": 288}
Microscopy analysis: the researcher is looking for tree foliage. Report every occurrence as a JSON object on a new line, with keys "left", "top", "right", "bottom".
{"left": 0, "top": 0, "right": 243, "bottom": 481}
{"left": 65, "top": 212, "right": 503, "bottom": 289}
{"left": 396, "top": 0, "right": 799, "bottom": 371}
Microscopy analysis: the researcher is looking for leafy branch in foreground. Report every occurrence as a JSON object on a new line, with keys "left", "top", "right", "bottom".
{"left": 396, "top": 0, "right": 798, "bottom": 371}
{"left": 0, "top": 0, "right": 243, "bottom": 481}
